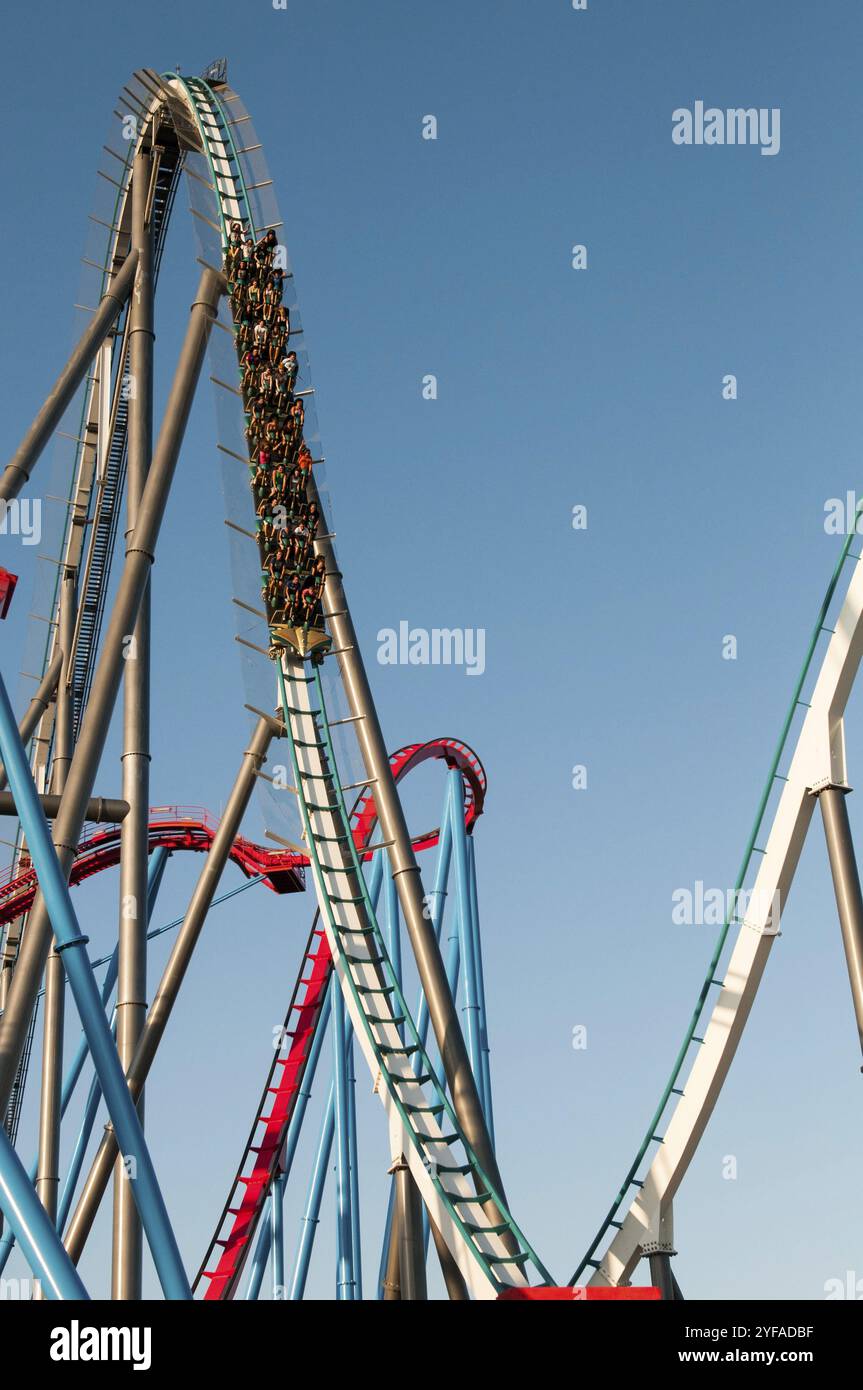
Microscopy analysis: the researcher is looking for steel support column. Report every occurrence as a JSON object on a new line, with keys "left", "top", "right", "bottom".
{"left": 345, "top": 1037, "right": 362, "bottom": 1300}
{"left": 394, "top": 1158, "right": 427, "bottom": 1302}
{"left": 0, "top": 852, "right": 168, "bottom": 1278}
{"left": 0, "top": 1126, "right": 88, "bottom": 1300}
{"left": 113, "top": 144, "right": 156, "bottom": 1303}
{"left": 0, "top": 671, "right": 189, "bottom": 1299}
{"left": 449, "top": 770, "right": 483, "bottom": 1109}
{"left": 0, "top": 266, "right": 224, "bottom": 1117}
{"left": 271, "top": 1173, "right": 285, "bottom": 1299}
{"left": 35, "top": 567, "right": 76, "bottom": 1229}
{"left": 0, "top": 793, "right": 128, "bottom": 822}
{"left": 819, "top": 785, "right": 863, "bottom": 1060}
{"left": 0, "top": 250, "right": 139, "bottom": 503}
{"left": 648, "top": 1252, "right": 676, "bottom": 1301}
{"left": 57, "top": 849, "right": 169, "bottom": 1240}
{"left": 332, "top": 988, "right": 353, "bottom": 1300}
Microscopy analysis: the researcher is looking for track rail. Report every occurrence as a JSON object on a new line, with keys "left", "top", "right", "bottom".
{"left": 578, "top": 513, "right": 863, "bottom": 1286}
{"left": 277, "top": 662, "right": 550, "bottom": 1297}
{"left": 0, "top": 811, "right": 304, "bottom": 932}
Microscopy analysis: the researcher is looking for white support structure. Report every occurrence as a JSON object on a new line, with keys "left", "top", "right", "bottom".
{"left": 594, "top": 552, "right": 863, "bottom": 1286}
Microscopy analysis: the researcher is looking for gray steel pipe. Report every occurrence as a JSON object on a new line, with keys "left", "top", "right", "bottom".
{"left": 0, "top": 266, "right": 224, "bottom": 1114}
{"left": 819, "top": 785, "right": 863, "bottom": 1061}
{"left": 113, "top": 146, "right": 155, "bottom": 1302}
{"left": 648, "top": 1251, "right": 676, "bottom": 1301}
{"left": 63, "top": 716, "right": 275, "bottom": 1263}
{"left": 395, "top": 1159, "right": 427, "bottom": 1301}
{"left": 0, "top": 250, "right": 140, "bottom": 503}
{"left": 0, "top": 792, "right": 128, "bottom": 823}
{"left": 35, "top": 569, "right": 76, "bottom": 1230}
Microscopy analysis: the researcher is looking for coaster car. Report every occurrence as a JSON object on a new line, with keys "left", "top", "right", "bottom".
{"left": 269, "top": 621, "right": 332, "bottom": 663}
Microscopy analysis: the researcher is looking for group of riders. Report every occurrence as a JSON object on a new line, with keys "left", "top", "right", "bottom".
{"left": 225, "top": 221, "right": 327, "bottom": 654}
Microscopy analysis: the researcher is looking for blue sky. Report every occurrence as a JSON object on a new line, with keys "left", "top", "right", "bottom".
{"left": 3, "top": 0, "right": 863, "bottom": 1300}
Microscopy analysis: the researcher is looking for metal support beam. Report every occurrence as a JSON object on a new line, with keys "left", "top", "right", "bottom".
{"left": 644, "top": 1205, "right": 677, "bottom": 1300}
{"left": 113, "top": 144, "right": 155, "bottom": 1303}
{"left": 345, "top": 1038, "right": 362, "bottom": 1300}
{"left": 449, "top": 770, "right": 484, "bottom": 1110}
{"left": 394, "top": 1158, "right": 427, "bottom": 1301}
{"left": 0, "top": 646, "right": 64, "bottom": 794}
{"left": 648, "top": 1252, "right": 676, "bottom": 1301}
{"left": 308, "top": 478, "right": 508, "bottom": 1217}
{"left": 377, "top": 777, "right": 469, "bottom": 1300}
{"left": 0, "top": 670, "right": 189, "bottom": 1299}
{"left": 271, "top": 1173, "right": 285, "bottom": 1299}
{"left": 35, "top": 569, "right": 76, "bottom": 1231}
{"left": 332, "top": 985, "right": 354, "bottom": 1300}
{"left": 0, "top": 1125, "right": 88, "bottom": 1300}
{"left": 819, "top": 785, "right": 863, "bottom": 1061}
{"left": 63, "top": 715, "right": 273, "bottom": 1264}
{"left": 0, "top": 792, "right": 128, "bottom": 822}
{"left": 288, "top": 1081, "right": 335, "bottom": 1301}
{"left": 0, "top": 250, "right": 139, "bottom": 503}
{"left": 0, "top": 266, "right": 224, "bottom": 1118}
{"left": 467, "top": 835, "right": 494, "bottom": 1142}
{"left": 0, "top": 850, "right": 170, "bottom": 1281}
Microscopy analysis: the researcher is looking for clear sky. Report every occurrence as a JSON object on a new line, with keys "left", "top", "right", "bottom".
{"left": 2, "top": 0, "right": 863, "bottom": 1300}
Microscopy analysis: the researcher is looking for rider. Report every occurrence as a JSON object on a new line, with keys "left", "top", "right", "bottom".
{"left": 283, "top": 351, "right": 299, "bottom": 395}
{"left": 258, "top": 364, "right": 275, "bottom": 402}
{"left": 262, "top": 279, "right": 279, "bottom": 325}
{"left": 268, "top": 305, "right": 290, "bottom": 365}
{"left": 241, "top": 348, "right": 260, "bottom": 394}
{"left": 253, "top": 317, "right": 268, "bottom": 354}
{"left": 301, "top": 556, "right": 327, "bottom": 628}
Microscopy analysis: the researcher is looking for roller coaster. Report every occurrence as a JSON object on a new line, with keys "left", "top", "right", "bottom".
{"left": 0, "top": 61, "right": 862, "bottom": 1302}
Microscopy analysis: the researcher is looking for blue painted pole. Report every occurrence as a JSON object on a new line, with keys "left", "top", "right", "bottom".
{"left": 288, "top": 1079, "right": 335, "bottom": 1300}
{"left": 271, "top": 1172, "right": 285, "bottom": 1299}
{"left": 332, "top": 982, "right": 353, "bottom": 1299}
{"left": 0, "top": 1127, "right": 88, "bottom": 1300}
{"left": 242, "top": 1203, "right": 270, "bottom": 1301}
{"left": 378, "top": 780, "right": 456, "bottom": 1293}
{"left": 55, "top": 849, "right": 170, "bottom": 1239}
{"left": 0, "top": 674, "right": 190, "bottom": 1299}
{"left": 448, "top": 770, "right": 484, "bottom": 1111}
{"left": 244, "top": 976, "right": 333, "bottom": 1300}
{"left": 346, "top": 1034, "right": 362, "bottom": 1299}
{"left": 288, "top": 855, "right": 385, "bottom": 1300}
{"left": 383, "top": 867, "right": 401, "bottom": 1005}
{"left": 415, "top": 776, "right": 455, "bottom": 1051}
{"left": 57, "top": 1017, "right": 116, "bottom": 1237}
{"left": 1, "top": 848, "right": 171, "bottom": 1276}
{"left": 63, "top": 847, "right": 169, "bottom": 1152}
{"left": 467, "top": 836, "right": 494, "bottom": 1143}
